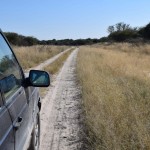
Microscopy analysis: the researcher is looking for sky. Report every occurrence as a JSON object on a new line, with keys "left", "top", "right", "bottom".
{"left": 0, "top": 0, "right": 150, "bottom": 40}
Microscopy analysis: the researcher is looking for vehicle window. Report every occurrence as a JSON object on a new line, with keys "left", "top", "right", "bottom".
{"left": 0, "top": 34, "right": 22, "bottom": 103}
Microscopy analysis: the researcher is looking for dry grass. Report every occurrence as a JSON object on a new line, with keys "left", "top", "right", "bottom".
{"left": 13, "top": 45, "right": 69, "bottom": 69}
{"left": 77, "top": 44, "right": 150, "bottom": 150}
{"left": 44, "top": 49, "right": 74, "bottom": 75}
{"left": 93, "top": 42, "right": 150, "bottom": 55}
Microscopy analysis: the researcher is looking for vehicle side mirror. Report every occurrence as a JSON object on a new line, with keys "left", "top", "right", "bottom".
{"left": 29, "top": 70, "right": 50, "bottom": 87}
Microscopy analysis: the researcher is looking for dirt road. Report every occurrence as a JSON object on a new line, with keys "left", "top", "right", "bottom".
{"left": 39, "top": 48, "right": 83, "bottom": 150}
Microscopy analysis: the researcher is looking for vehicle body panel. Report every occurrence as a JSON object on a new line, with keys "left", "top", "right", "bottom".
{"left": 5, "top": 87, "right": 31, "bottom": 150}
{"left": 0, "top": 105, "right": 14, "bottom": 150}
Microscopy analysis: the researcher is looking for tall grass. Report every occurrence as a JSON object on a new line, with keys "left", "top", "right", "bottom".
{"left": 77, "top": 44, "right": 150, "bottom": 149}
{"left": 13, "top": 45, "right": 68, "bottom": 69}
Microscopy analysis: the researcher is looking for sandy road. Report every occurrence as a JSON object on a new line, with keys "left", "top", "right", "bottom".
{"left": 39, "top": 48, "right": 83, "bottom": 150}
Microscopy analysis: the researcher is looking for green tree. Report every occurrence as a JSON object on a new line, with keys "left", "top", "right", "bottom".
{"left": 139, "top": 23, "right": 150, "bottom": 39}
{"left": 115, "top": 22, "right": 130, "bottom": 31}
{"left": 107, "top": 26, "right": 115, "bottom": 34}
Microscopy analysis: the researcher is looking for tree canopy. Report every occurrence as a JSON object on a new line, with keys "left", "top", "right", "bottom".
{"left": 107, "top": 22, "right": 150, "bottom": 42}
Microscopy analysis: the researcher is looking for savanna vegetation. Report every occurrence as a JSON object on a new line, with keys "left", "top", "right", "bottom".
{"left": 77, "top": 43, "right": 150, "bottom": 149}
{"left": 107, "top": 22, "right": 150, "bottom": 42}
{"left": 4, "top": 22, "right": 150, "bottom": 46}
{"left": 4, "top": 32, "right": 100, "bottom": 46}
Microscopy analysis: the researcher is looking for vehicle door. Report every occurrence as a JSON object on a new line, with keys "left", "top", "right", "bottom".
{"left": 0, "top": 94, "right": 14, "bottom": 150}
{"left": 0, "top": 33, "right": 32, "bottom": 150}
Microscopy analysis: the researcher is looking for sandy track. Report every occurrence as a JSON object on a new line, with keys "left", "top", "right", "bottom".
{"left": 39, "top": 48, "right": 83, "bottom": 150}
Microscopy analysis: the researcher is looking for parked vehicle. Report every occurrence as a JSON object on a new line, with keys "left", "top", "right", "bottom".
{"left": 0, "top": 29, "right": 50, "bottom": 150}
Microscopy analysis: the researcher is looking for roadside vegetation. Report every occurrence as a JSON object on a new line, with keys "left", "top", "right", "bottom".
{"left": 13, "top": 45, "right": 68, "bottom": 69}
{"left": 77, "top": 44, "right": 150, "bottom": 149}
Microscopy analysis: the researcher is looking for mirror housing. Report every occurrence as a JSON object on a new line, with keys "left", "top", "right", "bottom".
{"left": 28, "top": 70, "right": 50, "bottom": 87}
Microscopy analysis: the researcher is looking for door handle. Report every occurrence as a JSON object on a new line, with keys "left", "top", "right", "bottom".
{"left": 14, "top": 117, "right": 23, "bottom": 130}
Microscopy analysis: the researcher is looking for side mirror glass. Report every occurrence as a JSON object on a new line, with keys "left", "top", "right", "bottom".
{"left": 29, "top": 70, "right": 50, "bottom": 87}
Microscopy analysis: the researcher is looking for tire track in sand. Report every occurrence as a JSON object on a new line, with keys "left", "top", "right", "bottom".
{"left": 40, "top": 48, "right": 83, "bottom": 150}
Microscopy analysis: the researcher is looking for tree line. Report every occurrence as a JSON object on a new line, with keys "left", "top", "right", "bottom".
{"left": 4, "top": 32, "right": 39, "bottom": 46}
{"left": 4, "top": 22, "right": 150, "bottom": 46}
{"left": 107, "top": 22, "right": 150, "bottom": 42}
{"left": 4, "top": 32, "right": 102, "bottom": 46}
